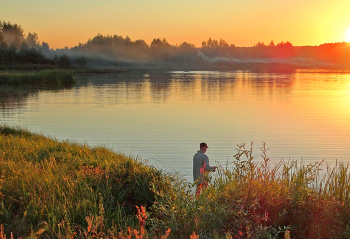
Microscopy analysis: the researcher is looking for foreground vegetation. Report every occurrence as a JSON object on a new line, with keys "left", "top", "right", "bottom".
{"left": 1, "top": 126, "right": 350, "bottom": 238}
{"left": 0, "top": 69, "right": 76, "bottom": 86}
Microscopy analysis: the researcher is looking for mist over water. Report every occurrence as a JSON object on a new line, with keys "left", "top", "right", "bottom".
{"left": 2, "top": 20, "right": 350, "bottom": 73}
{"left": 196, "top": 51, "right": 332, "bottom": 67}
{"left": 1, "top": 70, "right": 350, "bottom": 182}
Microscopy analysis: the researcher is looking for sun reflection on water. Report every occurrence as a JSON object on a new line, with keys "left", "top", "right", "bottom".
{"left": 1, "top": 70, "right": 350, "bottom": 181}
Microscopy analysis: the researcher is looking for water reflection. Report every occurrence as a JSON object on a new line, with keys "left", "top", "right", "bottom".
{"left": 1, "top": 70, "right": 350, "bottom": 182}
{"left": 0, "top": 85, "right": 74, "bottom": 116}
{"left": 0, "top": 86, "right": 30, "bottom": 112}
{"left": 148, "top": 72, "right": 173, "bottom": 103}
{"left": 46, "top": 71, "right": 299, "bottom": 107}
{"left": 248, "top": 72, "right": 296, "bottom": 102}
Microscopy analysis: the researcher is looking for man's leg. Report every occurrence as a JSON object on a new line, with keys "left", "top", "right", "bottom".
{"left": 196, "top": 183, "right": 202, "bottom": 196}
{"left": 203, "top": 181, "right": 208, "bottom": 189}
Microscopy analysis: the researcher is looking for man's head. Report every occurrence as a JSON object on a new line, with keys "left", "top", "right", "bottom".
{"left": 200, "top": 142, "right": 208, "bottom": 153}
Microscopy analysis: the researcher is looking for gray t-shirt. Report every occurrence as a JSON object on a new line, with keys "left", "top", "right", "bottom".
{"left": 193, "top": 150, "right": 214, "bottom": 185}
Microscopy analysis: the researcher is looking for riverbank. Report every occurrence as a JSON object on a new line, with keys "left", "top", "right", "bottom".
{"left": 1, "top": 126, "right": 350, "bottom": 238}
{"left": 0, "top": 125, "right": 173, "bottom": 238}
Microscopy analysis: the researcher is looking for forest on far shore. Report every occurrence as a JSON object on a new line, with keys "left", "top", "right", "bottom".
{"left": 1, "top": 20, "right": 350, "bottom": 70}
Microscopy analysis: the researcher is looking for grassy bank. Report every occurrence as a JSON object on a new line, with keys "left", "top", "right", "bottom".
{"left": 1, "top": 126, "right": 350, "bottom": 238}
{"left": 0, "top": 126, "right": 173, "bottom": 238}
{"left": 0, "top": 69, "right": 76, "bottom": 86}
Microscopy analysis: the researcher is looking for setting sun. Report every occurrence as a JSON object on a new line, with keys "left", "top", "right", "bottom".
{"left": 1, "top": 0, "right": 349, "bottom": 48}
{"left": 345, "top": 27, "right": 350, "bottom": 43}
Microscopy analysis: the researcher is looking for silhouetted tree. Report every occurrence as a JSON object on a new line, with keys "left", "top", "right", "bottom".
{"left": 133, "top": 39, "right": 148, "bottom": 48}
{"left": 12, "top": 37, "right": 22, "bottom": 51}
{"left": 207, "top": 38, "right": 213, "bottom": 47}
{"left": 57, "top": 54, "right": 71, "bottom": 68}
{"left": 125, "top": 36, "right": 132, "bottom": 46}
{"left": 0, "top": 29, "right": 7, "bottom": 65}
{"left": 161, "top": 38, "right": 171, "bottom": 48}
{"left": 26, "top": 32, "right": 39, "bottom": 48}
{"left": 277, "top": 41, "right": 292, "bottom": 47}
{"left": 4, "top": 19, "right": 350, "bottom": 69}
{"left": 254, "top": 41, "right": 266, "bottom": 47}
{"left": 19, "top": 41, "right": 29, "bottom": 53}
{"left": 0, "top": 49, "right": 7, "bottom": 65}
{"left": 18, "top": 41, "right": 44, "bottom": 64}
{"left": 7, "top": 42, "right": 17, "bottom": 63}
{"left": 0, "top": 32, "right": 6, "bottom": 50}
{"left": 219, "top": 38, "right": 229, "bottom": 48}
{"left": 268, "top": 40, "right": 275, "bottom": 47}
{"left": 178, "top": 41, "right": 195, "bottom": 50}
{"left": 150, "top": 38, "right": 162, "bottom": 48}
{"left": 150, "top": 38, "right": 171, "bottom": 48}
{"left": 1, "top": 21, "right": 24, "bottom": 47}
{"left": 41, "top": 42, "right": 50, "bottom": 53}
{"left": 149, "top": 38, "right": 173, "bottom": 58}
{"left": 74, "top": 56, "right": 88, "bottom": 68}
{"left": 202, "top": 38, "right": 224, "bottom": 48}
{"left": 275, "top": 41, "right": 294, "bottom": 58}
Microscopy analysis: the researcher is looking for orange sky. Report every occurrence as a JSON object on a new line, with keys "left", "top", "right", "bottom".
{"left": 2, "top": 0, "right": 350, "bottom": 49}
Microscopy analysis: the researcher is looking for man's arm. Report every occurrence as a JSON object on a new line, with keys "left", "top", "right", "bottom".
{"left": 204, "top": 156, "right": 216, "bottom": 172}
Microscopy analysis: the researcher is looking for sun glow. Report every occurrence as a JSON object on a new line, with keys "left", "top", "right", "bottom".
{"left": 345, "top": 27, "right": 350, "bottom": 43}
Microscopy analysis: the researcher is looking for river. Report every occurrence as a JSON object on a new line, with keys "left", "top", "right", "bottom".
{"left": 1, "top": 69, "right": 350, "bottom": 182}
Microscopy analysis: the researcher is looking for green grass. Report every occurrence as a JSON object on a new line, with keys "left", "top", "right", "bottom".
{"left": 1, "top": 126, "right": 350, "bottom": 238}
{"left": 156, "top": 143, "right": 350, "bottom": 239}
{"left": 0, "top": 125, "right": 173, "bottom": 238}
{"left": 0, "top": 69, "right": 76, "bottom": 86}
{"left": 0, "top": 64, "right": 57, "bottom": 71}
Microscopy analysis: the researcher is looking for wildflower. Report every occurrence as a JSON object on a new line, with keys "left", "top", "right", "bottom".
{"left": 136, "top": 205, "right": 147, "bottom": 227}
{"left": 190, "top": 231, "right": 199, "bottom": 239}
{"left": 284, "top": 230, "right": 291, "bottom": 239}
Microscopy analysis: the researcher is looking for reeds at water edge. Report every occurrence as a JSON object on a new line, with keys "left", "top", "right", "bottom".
{"left": 1, "top": 126, "right": 350, "bottom": 238}
{"left": 0, "top": 69, "right": 76, "bottom": 86}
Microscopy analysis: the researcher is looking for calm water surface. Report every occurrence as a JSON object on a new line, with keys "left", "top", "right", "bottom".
{"left": 1, "top": 70, "right": 350, "bottom": 181}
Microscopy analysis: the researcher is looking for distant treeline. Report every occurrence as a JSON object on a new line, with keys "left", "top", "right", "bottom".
{"left": 0, "top": 21, "right": 83, "bottom": 70}
{"left": 1, "top": 20, "right": 350, "bottom": 70}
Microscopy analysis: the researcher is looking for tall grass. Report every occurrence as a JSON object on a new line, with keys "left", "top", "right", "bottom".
{"left": 1, "top": 126, "right": 350, "bottom": 238}
{"left": 0, "top": 64, "right": 56, "bottom": 71}
{"left": 0, "top": 125, "right": 172, "bottom": 238}
{"left": 0, "top": 69, "right": 76, "bottom": 86}
{"left": 154, "top": 142, "right": 350, "bottom": 238}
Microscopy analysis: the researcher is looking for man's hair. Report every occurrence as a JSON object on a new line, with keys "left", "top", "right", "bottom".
{"left": 200, "top": 142, "right": 208, "bottom": 148}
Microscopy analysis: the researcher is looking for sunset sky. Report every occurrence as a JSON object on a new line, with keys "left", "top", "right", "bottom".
{"left": 2, "top": 0, "right": 350, "bottom": 49}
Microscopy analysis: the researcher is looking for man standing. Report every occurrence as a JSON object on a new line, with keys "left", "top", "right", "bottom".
{"left": 193, "top": 142, "right": 217, "bottom": 195}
